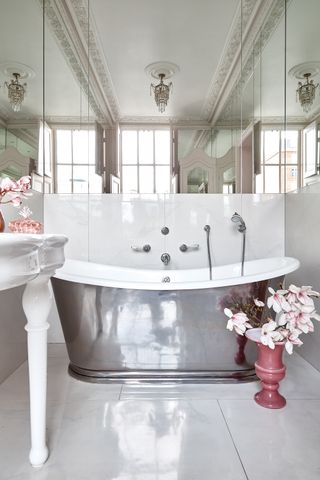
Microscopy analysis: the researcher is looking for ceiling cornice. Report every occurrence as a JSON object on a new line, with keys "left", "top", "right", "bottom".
{"left": 204, "top": 0, "right": 287, "bottom": 125}
{"left": 120, "top": 116, "right": 210, "bottom": 127}
{"left": 41, "top": 0, "right": 120, "bottom": 126}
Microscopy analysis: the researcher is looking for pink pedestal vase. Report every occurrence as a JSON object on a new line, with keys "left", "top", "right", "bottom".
{"left": 246, "top": 328, "right": 286, "bottom": 409}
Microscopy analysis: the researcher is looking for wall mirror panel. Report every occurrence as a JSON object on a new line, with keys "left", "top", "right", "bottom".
{"left": 1, "top": 1, "right": 320, "bottom": 194}
{"left": 0, "top": 0, "right": 43, "bottom": 188}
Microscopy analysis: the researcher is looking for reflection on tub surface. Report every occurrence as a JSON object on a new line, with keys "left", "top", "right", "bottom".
{"left": 52, "top": 277, "right": 284, "bottom": 382}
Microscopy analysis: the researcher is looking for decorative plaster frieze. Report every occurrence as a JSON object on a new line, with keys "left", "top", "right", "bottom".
{"left": 204, "top": 0, "right": 288, "bottom": 125}
{"left": 40, "top": 0, "right": 116, "bottom": 126}
{"left": 120, "top": 116, "right": 210, "bottom": 126}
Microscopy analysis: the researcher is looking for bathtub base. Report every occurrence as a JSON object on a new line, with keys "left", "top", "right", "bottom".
{"left": 68, "top": 364, "right": 257, "bottom": 384}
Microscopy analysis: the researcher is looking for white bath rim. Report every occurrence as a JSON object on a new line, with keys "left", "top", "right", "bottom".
{"left": 54, "top": 257, "right": 300, "bottom": 291}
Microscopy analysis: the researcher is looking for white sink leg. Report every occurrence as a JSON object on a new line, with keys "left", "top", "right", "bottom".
{"left": 22, "top": 274, "right": 52, "bottom": 467}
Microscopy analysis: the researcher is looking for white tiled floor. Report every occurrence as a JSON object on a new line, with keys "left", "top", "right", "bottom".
{"left": 1, "top": 345, "right": 320, "bottom": 479}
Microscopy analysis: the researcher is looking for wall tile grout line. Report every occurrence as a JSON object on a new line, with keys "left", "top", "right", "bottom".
{"left": 217, "top": 399, "right": 250, "bottom": 480}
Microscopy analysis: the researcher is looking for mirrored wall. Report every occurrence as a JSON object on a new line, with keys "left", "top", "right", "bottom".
{"left": 1, "top": 0, "right": 320, "bottom": 194}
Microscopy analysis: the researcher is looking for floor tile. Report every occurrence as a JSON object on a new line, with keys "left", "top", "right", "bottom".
{"left": 219, "top": 399, "right": 320, "bottom": 480}
{"left": 1, "top": 398, "right": 247, "bottom": 480}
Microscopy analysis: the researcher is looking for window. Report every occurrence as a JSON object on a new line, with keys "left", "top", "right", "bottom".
{"left": 121, "top": 128, "right": 171, "bottom": 193}
{"left": 255, "top": 129, "right": 300, "bottom": 193}
{"left": 55, "top": 129, "right": 102, "bottom": 193}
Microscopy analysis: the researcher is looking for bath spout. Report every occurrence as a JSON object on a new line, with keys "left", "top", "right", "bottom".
{"left": 161, "top": 253, "right": 171, "bottom": 266}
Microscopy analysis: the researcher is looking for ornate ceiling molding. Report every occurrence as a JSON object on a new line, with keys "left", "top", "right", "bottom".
{"left": 203, "top": 0, "right": 288, "bottom": 125}
{"left": 41, "top": 0, "right": 120, "bottom": 126}
{"left": 120, "top": 116, "right": 210, "bottom": 126}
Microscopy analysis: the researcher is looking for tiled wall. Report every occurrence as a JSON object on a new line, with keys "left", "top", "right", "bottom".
{"left": 45, "top": 193, "right": 285, "bottom": 269}
{"left": 286, "top": 187, "right": 320, "bottom": 370}
{"left": 44, "top": 193, "right": 285, "bottom": 342}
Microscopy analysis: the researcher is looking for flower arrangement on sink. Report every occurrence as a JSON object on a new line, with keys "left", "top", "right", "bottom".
{"left": 0, "top": 176, "right": 34, "bottom": 233}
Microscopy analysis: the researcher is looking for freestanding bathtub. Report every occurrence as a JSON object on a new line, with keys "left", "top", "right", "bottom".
{"left": 52, "top": 257, "right": 300, "bottom": 383}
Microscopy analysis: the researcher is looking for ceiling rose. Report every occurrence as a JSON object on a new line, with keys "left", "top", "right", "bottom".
{"left": 145, "top": 61, "right": 180, "bottom": 80}
{"left": 288, "top": 62, "right": 320, "bottom": 80}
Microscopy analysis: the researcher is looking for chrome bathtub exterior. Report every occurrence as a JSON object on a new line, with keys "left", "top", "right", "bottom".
{"left": 51, "top": 276, "right": 283, "bottom": 383}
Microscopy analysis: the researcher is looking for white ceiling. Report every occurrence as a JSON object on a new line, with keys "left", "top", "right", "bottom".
{"left": 90, "top": 0, "right": 239, "bottom": 120}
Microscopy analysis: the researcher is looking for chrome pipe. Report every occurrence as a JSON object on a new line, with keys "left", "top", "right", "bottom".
{"left": 203, "top": 225, "right": 212, "bottom": 280}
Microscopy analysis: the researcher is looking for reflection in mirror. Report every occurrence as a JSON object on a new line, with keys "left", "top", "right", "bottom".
{"left": 9, "top": 0, "right": 316, "bottom": 194}
{"left": 0, "top": 0, "right": 43, "bottom": 187}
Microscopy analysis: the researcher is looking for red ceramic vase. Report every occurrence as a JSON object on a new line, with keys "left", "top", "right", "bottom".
{"left": 246, "top": 328, "right": 286, "bottom": 409}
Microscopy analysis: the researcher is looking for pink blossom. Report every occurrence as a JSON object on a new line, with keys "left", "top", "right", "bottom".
{"left": 267, "top": 287, "right": 290, "bottom": 313}
{"left": 0, "top": 177, "right": 18, "bottom": 192}
{"left": 260, "top": 320, "right": 281, "bottom": 349}
{"left": 224, "top": 308, "right": 252, "bottom": 336}
{"left": 286, "top": 284, "right": 319, "bottom": 307}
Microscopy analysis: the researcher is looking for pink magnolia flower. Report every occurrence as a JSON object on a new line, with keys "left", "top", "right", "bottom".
{"left": 0, "top": 177, "right": 18, "bottom": 192}
{"left": 224, "top": 308, "right": 252, "bottom": 336}
{"left": 267, "top": 287, "right": 291, "bottom": 313}
{"left": 0, "top": 175, "right": 32, "bottom": 207}
{"left": 276, "top": 327, "right": 303, "bottom": 354}
{"left": 260, "top": 320, "right": 284, "bottom": 349}
{"left": 286, "top": 284, "right": 319, "bottom": 307}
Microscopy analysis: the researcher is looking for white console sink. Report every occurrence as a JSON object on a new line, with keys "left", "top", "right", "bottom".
{"left": 0, "top": 233, "right": 68, "bottom": 467}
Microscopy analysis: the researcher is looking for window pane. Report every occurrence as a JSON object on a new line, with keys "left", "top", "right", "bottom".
{"left": 139, "top": 166, "right": 154, "bottom": 193}
{"left": 89, "top": 166, "right": 102, "bottom": 193}
{"left": 73, "top": 130, "right": 92, "bottom": 165}
{"left": 122, "top": 131, "right": 137, "bottom": 164}
{"left": 264, "top": 131, "right": 280, "bottom": 164}
{"left": 56, "top": 165, "right": 72, "bottom": 193}
{"left": 73, "top": 166, "right": 89, "bottom": 193}
{"left": 88, "top": 130, "right": 96, "bottom": 164}
{"left": 139, "top": 131, "right": 153, "bottom": 164}
{"left": 155, "top": 130, "right": 170, "bottom": 164}
{"left": 264, "top": 166, "right": 279, "bottom": 193}
{"left": 56, "top": 130, "right": 72, "bottom": 164}
{"left": 282, "top": 130, "right": 298, "bottom": 164}
{"left": 282, "top": 165, "right": 298, "bottom": 193}
{"left": 155, "top": 166, "right": 170, "bottom": 193}
{"left": 122, "top": 166, "right": 138, "bottom": 193}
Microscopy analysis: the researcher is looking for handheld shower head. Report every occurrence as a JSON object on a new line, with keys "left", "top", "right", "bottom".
{"left": 231, "top": 212, "right": 246, "bottom": 232}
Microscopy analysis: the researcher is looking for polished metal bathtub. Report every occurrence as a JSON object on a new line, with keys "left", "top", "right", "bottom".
{"left": 52, "top": 257, "right": 299, "bottom": 383}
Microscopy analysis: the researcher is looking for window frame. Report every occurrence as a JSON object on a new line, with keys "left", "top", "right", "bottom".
{"left": 53, "top": 126, "right": 98, "bottom": 194}
{"left": 257, "top": 126, "right": 302, "bottom": 193}
{"left": 120, "top": 125, "right": 172, "bottom": 194}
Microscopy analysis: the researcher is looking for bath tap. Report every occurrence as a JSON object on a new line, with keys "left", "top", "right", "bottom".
{"left": 131, "top": 244, "right": 151, "bottom": 252}
{"left": 231, "top": 212, "right": 246, "bottom": 276}
{"left": 179, "top": 243, "right": 200, "bottom": 252}
{"left": 161, "top": 253, "right": 171, "bottom": 265}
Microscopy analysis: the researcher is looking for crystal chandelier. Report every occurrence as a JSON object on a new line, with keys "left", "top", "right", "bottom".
{"left": 150, "top": 73, "right": 172, "bottom": 113}
{"left": 5, "top": 73, "right": 27, "bottom": 112}
{"left": 296, "top": 73, "right": 319, "bottom": 113}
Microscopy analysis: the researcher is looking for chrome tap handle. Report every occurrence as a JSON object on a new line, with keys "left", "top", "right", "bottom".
{"left": 131, "top": 244, "right": 151, "bottom": 252}
{"left": 179, "top": 243, "right": 200, "bottom": 252}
